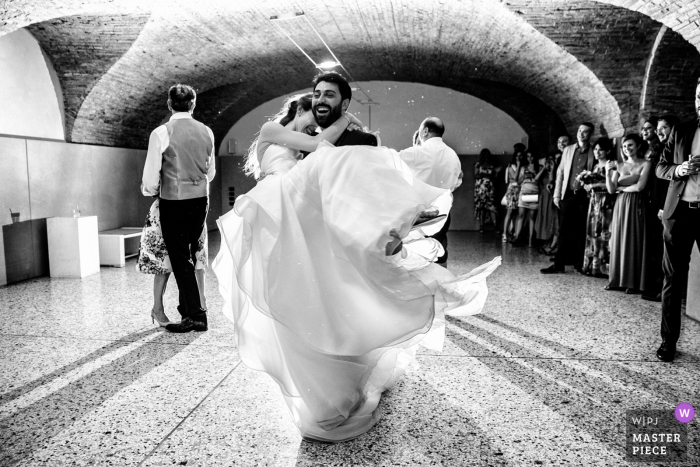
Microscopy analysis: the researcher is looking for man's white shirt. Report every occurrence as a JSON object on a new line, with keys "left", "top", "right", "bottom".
{"left": 141, "top": 112, "right": 216, "bottom": 197}
{"left": 397, "top": 137, "right": 461, "bottom": 191}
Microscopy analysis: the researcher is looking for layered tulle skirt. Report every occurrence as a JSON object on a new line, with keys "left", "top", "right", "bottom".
{"left": 213, "top": 144, "right": 500, "bottom": 442}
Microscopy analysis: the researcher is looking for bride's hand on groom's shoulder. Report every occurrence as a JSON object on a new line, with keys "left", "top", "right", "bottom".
{"left": 344, "top": 112, "right": 363, "bottom": 129}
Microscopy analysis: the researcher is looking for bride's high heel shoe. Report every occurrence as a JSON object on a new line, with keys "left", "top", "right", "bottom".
{"left": 151, "top": 309, "right": 172, "bottom": 327}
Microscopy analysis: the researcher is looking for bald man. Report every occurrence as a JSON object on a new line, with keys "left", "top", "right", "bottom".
{"left": 398, "top": 117, "right": 461, "bottom": 265}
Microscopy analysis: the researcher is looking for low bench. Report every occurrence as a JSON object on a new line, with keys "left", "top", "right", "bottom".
{"left": 98, "top": 227, "right": 143, "bottom": 267}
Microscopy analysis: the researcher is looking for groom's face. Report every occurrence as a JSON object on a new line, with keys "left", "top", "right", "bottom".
{"left": 313, "top": 81, "right": 346, "bottom": 128}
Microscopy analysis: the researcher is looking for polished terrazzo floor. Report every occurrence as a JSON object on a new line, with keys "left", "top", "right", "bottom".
{"left": 1, "top": 231, "right": 698, "bottom": 466}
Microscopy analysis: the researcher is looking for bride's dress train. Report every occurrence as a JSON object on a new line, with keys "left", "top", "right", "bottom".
{"left": 213, "top": 142, "right": 500, "bottom": 442}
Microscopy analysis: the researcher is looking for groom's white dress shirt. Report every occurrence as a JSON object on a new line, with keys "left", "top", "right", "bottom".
{"left": 397, "top": 137, "right": 461, "bottom": 191}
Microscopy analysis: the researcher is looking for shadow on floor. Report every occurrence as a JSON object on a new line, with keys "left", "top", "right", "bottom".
{"left": 292, "top": 375, "right": 511, "bottom": 466}
{"left": 0, "top": 329, "right": 202, "bottom": 466}
{"left": 445, "top": 315, "right": 699, "bottom": 462}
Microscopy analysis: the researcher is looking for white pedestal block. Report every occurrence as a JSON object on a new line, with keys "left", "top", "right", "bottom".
{"left": 686, "top": 247, "right": 700, "bottom": 322}
{"left": 47, "top": 216, "right": 100, "bottom": 278}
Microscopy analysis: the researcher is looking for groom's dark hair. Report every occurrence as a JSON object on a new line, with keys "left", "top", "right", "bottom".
{"left": 312, "top": 72, "right": 352, "bottom": 103}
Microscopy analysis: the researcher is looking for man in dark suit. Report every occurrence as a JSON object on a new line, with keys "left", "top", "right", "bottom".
{"left": 541, "top": 122, "right": 596, "bottom": 274}
{"left": 655, "top": 80, "right": 700, "bottom": 362}
{"left": 312, "top": 72, "right": 378, "bottom": 147}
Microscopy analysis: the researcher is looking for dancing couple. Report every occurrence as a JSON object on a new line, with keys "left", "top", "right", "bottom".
{"left": 213, "top": 72, "right": 500, "bottom": 442}
{"left": 140, "top": 74, "right": 500, "bottom": 441}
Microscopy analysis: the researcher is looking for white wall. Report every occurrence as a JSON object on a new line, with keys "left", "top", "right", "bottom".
{"left": 219, "top": 81, "right": 527, "bottom": 156}
{"left": 0, "top": 28, "right": 223, "bottom": 286}
{"left": 0, "top": 29, "right": 65, "bottom": 140}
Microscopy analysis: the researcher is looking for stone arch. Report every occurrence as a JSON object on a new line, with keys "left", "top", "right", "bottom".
{"left": 4, "top": 0, "right": 699, "bottom": 148}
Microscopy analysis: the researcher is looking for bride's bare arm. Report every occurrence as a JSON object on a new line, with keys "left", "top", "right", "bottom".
{"left": 258, "top": 113, "right": 361, "bottom": 153}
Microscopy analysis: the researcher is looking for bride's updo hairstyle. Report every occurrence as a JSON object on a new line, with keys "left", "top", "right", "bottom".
{"left": 168, "top": 84, "right": 196, "bottom": 112}
{"left": 244, "top": 93, "right": 313, "bottom": 179}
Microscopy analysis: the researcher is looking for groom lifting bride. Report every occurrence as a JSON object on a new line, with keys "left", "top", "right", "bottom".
{"left": 213, "top": 68, "right": 500, "bottom": 442}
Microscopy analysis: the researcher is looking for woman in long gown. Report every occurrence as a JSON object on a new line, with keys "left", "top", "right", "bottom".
{"left": 581, "top": 138, "right": 615, "bottom": 277}
{"left": 534, "top": 154, "right": 556, "bottom": 245}
{"left": 640, "top": 118, "right": 665, "bottom": 300}
{"left": 605, "top": 134, "right": 652, "bottom": 294}
{"left": 213, "top": 93, "right": 500, "bottom": 442}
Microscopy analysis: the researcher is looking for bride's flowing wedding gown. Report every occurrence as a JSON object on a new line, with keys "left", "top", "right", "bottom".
{"left": 213, "top": 142, "right": 500, "bottom": 442}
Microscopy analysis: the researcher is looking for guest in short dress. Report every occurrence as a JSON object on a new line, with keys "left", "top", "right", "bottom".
{"left": 512, "top": 150, "right": 540, "bottom": 247}
{"left": 581, "top": 138, "right": 616, "bottom": 277}
{"left": 605, "top": 134, "right": 652, "bottom": 294}
{"left": 137, "top": 198, "right": 208, "bottom": 326}
{"left": 502, "top": 143, "right": 526, "bottom": 242}
{"left": 474, "top": 148, "right": 498, "bottom": 233}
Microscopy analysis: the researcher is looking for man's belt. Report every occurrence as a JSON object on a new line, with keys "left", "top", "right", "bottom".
{"left": 687, "top": 201, "right": 700, "bottom": 209}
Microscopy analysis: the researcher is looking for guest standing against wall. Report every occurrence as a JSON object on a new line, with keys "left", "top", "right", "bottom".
{"left": 534, "top": 154, "right": 557, "bottom": 251}
{"left": 474, "top": 148, "right": 498, "bottom": 233}
{"left": 641, "top": 117, "right": 666, "bottom": 301}
{"left": 605, "top": 134, "right": 652, "bottom": 294}
{"left": 141, "top": 84, "right": 216, "bottom": 333}
{"left": 502, "top": 143, "right": 526, "bottom": 242}
{"left": 537, "top": 135, "right": 570, "bottom": 255}
{"left": 512, "top": 150, "right": 540, "bottom": 247}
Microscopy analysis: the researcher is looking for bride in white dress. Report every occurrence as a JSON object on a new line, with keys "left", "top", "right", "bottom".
{"left": 213, "top": 93, "right": 500, "bottom": 442}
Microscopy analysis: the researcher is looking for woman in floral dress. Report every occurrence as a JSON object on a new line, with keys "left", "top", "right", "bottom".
{"left": 137, "top": 199, "right": 208, "bottom": 326}
{"left": 502, "top": 143, "right": 526, "bottom": 242}
{"left": 474, "top": 148, "right": 498, "bottom": 233}
{"left": 581, "top": 138, "right": 616, "bottom": 277}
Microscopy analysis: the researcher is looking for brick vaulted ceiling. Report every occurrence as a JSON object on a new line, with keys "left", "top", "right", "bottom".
{"left": 1, "top": 0, "right": 700, "bottom": 151}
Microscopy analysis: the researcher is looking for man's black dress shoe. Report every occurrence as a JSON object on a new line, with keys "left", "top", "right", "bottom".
{"left": 656, "top": 342, "right": 676, "bottom": 362}
{"left": 166, "top": 315, "right": 208, "bottom": 333}
{"left": 540, "top": 265, "right": 564, "bottom": 274}
{"left": 641, "top": 293, "right": 661, "bottom": 302}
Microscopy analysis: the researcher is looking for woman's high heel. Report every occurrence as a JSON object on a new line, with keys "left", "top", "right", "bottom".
{"left": 151, "top": 309, "right": 172, "bottom": 327}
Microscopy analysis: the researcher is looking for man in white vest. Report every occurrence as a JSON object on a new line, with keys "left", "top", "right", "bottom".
{"left": 398, "top": 117, "right": 461, "bottom": 265}
{"left": 142, "top": 84, "right": 216, "bottom": 332}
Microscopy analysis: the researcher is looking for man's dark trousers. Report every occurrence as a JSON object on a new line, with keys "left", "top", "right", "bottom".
{"left": 159, "top": 197, "right": 208, "bottom": 318}
{"left": 660, "top": 202, "right": 700, "bottom": 345}
{"left": 431, "top": 213, "right": 451, "bottom": 265}
{"left": 554, "top": 190, "right": 588, "bottom": 269}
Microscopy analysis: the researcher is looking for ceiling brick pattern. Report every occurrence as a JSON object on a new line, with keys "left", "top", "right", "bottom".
{"left": 642, "top": 27, "right": 700, "bottom": 123}
{"left": 27, "top": 14, "right": 150, "bottom": 141}
{"left": 52, "top": 1, "right": 626, "bottom": 150}
{"left": 503, "top": 1, "right": 663, "bottom": 134}
{"left": 2, "top": 0, "right": 700, "bottom": 151}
